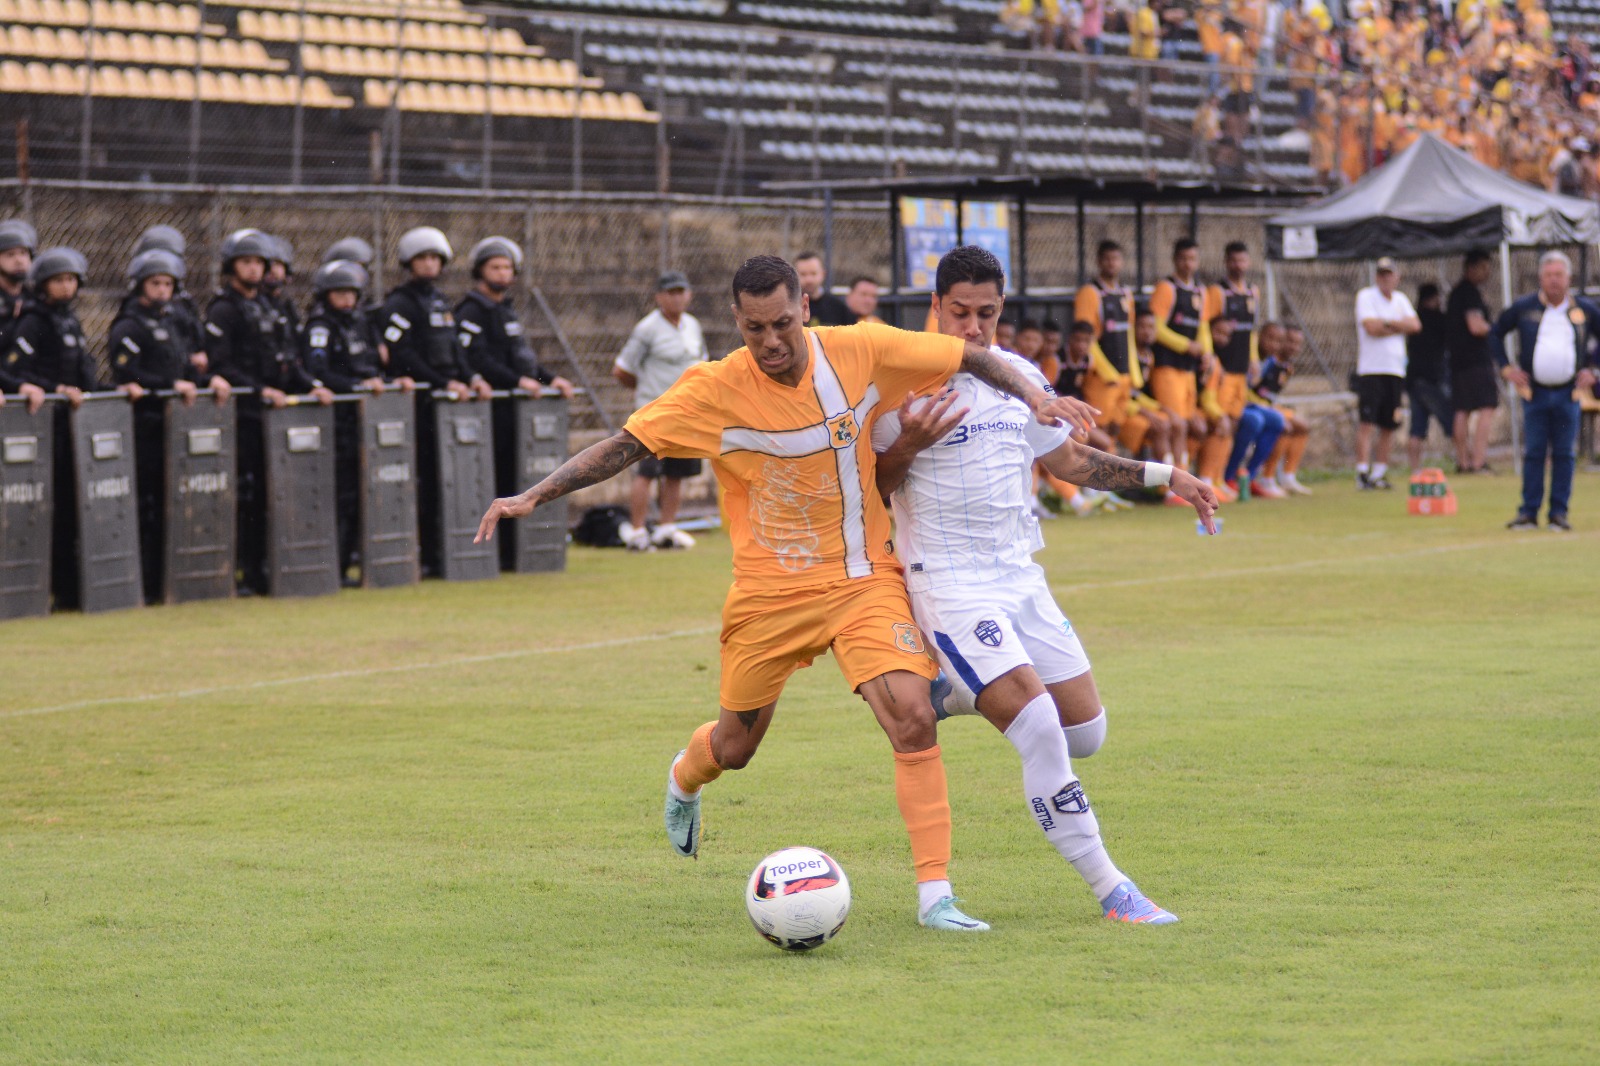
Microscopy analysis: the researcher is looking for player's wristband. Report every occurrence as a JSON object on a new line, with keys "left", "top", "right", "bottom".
{"left": 1143, "top": 462, "right": 1174, "bottom": 488}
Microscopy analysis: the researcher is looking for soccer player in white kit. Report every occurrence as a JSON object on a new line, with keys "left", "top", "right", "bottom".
{"left": 871, "top": 246, "right": 1218, "bottom": 924}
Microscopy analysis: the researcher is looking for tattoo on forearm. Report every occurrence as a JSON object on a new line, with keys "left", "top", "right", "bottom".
{"left": 960, "top": 345, "right": 1033, "bottom": 400}
{"left": 735, "top": 710, "right": 761, "bottom": 732}
{"left": 1073, "top": 448, "right": 1148, "bottom": 492}
{"left": 529, "top": 430, "right": 649, "bottom": 505}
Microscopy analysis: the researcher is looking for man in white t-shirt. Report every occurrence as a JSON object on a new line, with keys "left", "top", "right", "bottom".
{"left": 612, "top": 271, "right": 709, "bottom": 550}
{"left": 1353, "top": 258, "right": 1421, "bottom": 489}
{"left": 870, "top": 245, "right": 1217, "bottom": 926}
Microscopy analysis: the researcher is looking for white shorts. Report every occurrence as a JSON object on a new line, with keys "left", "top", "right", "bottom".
{"left": 909, "top": 562, "right": 1091, "bottom": 710}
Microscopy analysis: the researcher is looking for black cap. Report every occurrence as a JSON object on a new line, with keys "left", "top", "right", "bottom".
{"left": 657, "top": 270, "right": 690, "bottom": 292}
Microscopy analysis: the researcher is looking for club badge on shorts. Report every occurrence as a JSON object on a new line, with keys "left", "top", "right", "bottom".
{"left": 975, "top": 619, "right": 1003, "bottom": 647}
{"left": 892, "top": 622, "right": 924, "bottom": 654}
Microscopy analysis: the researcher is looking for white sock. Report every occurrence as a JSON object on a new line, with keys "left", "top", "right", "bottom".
{"left": 1004, "top": 693, "right": 1127, "bottom": 901}
{"left": 917, "top": 879, "right": 953, "bottom": 916}
{"left": 1064, "top": 709, "right": 1107, "bottom": 759}
{"left": 1161, "top": 452, "right": 1175, "bottom": 467}
{"left": 1356, "top": 462, "right": 1370, "bottom": 475}
{"left": 1372, "top": 462, "right": 1387, "bottom": 480}
{"left": 667, "top": 763, "right": 697, "bottom": 803}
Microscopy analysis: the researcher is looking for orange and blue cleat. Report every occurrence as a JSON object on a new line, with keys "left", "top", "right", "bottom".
{"left": 1100, "top": 881, "right": 1179, "bottom": 924}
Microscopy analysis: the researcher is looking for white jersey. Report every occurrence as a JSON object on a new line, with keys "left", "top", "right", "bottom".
{"left": 870, "top": 348, "right": 1071, "bottom": 592}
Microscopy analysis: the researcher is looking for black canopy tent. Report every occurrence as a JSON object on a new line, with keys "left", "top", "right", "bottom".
{"left": 764, "top": 172, "right": 1312, "bottom": 327}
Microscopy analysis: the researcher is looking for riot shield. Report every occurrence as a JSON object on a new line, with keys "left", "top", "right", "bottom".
{"left": 163, "top": 394, "right": 237, "bottom": 603}
{"left": 359, "top": 389, "right": 420, "bottom": 588}
{"left": 0, "top": 401, "right": 55, "bottom": 619}
{"left": 499, "top": 393, "right": 569, "bottom": 573}
{"left": 71, "top": 395, "right": 143, "bottom": 613}
{"left": 431, "top": 396, "right": 498, "bottom": 581}
{"left": 263, "top": 401, "right": 338, "bottom": 598}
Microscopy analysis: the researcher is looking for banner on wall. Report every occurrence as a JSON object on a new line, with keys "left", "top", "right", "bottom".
{"left": 901, "top": 198, "right": 1013, "bottom": 291}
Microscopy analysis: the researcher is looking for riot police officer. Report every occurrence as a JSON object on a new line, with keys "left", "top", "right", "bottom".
{"left": 206, "top": 228, "right": 333, "bottom": 594}
{"left": 264, "top": 234, "right": 300, "bottom": 340}
{"left": 0, "top": 219, "right": 37, "bottom": 354}
{"left": 7, "top": 247, "right": 141, "bottom": 607}
{"left": 303, "top": 258, "right": 409, "bottom": 584}
{"left": 111, "top": 248, "right": 232, "bottom": 603}
{"left": 321, "top": 235, "right": 385, "bottom": 363}
{"left": 455, "top": 236, "right": 576, "bottom": 398}
{"left": 130, "top": 223, "right": 206, "bottom": 376}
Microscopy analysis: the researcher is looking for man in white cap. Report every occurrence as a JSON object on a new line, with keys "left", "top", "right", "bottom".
{"left": 1353, "top": 257, "right": 1420, "bottom": 489}
{"left": 613, "top": 270, "right": 709, "bottom": 550}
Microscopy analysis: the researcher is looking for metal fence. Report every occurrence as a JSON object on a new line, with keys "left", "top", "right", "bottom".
{"left": 1, "top": 5, "right": 1336, "bottom": 195}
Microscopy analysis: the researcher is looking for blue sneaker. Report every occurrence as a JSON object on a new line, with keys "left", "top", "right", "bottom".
{"left": 1100, "top": 880, "right": 1178, "bottom": 924}
{"left": 919, "top": 896, "right": 991, "bottom": 932}
{"left": 930, "top": 671, "right": 954, "bottom": 722}
{"left": 663, "top": 750, "right": 701, "bottom": 859}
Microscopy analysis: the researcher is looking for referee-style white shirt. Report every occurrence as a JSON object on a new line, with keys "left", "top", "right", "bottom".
{"left": 870, "top": 349, "right": 1071, "bottom": 592}
{"left": 614, "top": 309, "right": 708, "bottom": 409}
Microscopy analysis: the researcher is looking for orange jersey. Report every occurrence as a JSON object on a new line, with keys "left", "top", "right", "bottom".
{"left": 625, "top": 322, "right": 963, "bottom": 592}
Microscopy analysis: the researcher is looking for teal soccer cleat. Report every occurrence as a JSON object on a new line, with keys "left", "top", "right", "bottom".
{"left": 1100, "top": 880, "right": 1179, "bottom": 924}
{"left": 663, "top": 750, "right": 701, "bottom": 859}
{"left": 918, "top": 896, "right": 991, "bottom": 932}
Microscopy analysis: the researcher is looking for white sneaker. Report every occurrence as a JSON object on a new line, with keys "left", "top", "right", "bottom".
{"left": 618, "top": 520, "right": 653, "bottom": 552}
{"left": 1028, "top": 494, "right": 1058, "bottom": 521}
{"left": 1068, "top": 491, "right": 1100, "bottom": 518}
{"left": 1280, "top": 472, "right": 1313, "bottom": 496}
{"left": 651, "top": 522, "right": 696, "bottom": 549}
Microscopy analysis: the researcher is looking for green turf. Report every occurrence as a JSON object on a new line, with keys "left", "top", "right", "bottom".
{"left": 3, "top": 472, "right": 1598, "bottom": 1064}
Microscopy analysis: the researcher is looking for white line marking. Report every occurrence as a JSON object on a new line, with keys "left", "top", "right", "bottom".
{"left": 5, "top": 532, "right": 1591, "bottom": 721}
{"left": 1, "top": 626, "right": 719, "bottom": 720}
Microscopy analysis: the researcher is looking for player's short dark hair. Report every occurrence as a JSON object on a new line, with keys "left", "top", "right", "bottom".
{"left": 1069, "top": 320, "right": 1096, "bottom": 335}
{"left": 1096, "top": 239, "right": 1122, "bottom": 258}
{"left": 935, "top": 245, "right": 1006, "bottom": 296}
{"left": 1418, "top": 281, "right": 1441, "bottom": 303}
{"left": 848, "top": 275, "right": 878, "bottom": 289}
{"left": 1224, "top": 240, "right": 1249, "bottom": 257}
{"left": 732, "top": 255, "right": 801, "bottom": 303}
{"left": 793, "top": 250, "right": 822, "bottom": 265}
{"left": 1174, "top": 236, "right": 1199, "bottom": 256}
{"left": 1464, "top": 249, "right": 1492, "bottom": 267}
{"left": 1042, "top": 318, "right": 1062, "bottom": 332}
{"left": 1016, "top": 318, "right": 1043, "bottom": 335}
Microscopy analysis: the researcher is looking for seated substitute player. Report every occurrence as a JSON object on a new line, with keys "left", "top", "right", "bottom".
{"left": 1254, "top": 323, "right": 1314, "bottom": 495}
{"left": 872, "top": 245, "right": 1217, "bottom": 924}
{"left": 476, "top": 255, "right": 1096, "bottom": 932}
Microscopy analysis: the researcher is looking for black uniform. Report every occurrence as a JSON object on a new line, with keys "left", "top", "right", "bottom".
{"left": 166, "top": 289, "right": 207, "bottom": 367}
{"left": 0, "top": 282, "right": 29, "bottom": 358}
{"left": 1215, "top": 281, "right": 1258, "bottom": 376}
{"left": 1155, "top": 276, "right": 1207, "bottom": 373}
{"left": 1092, "top": 281, "right": 1135, "bottom": 375}
{"left": 205, "top": 284, "right": 321, "bottom": 593}
{"left": 302, "top": 300, "right": 383, "bottom": 575}
{"left": 5, "top": 298, "right": 105, "bottom": 608}
{"left": 382, "top": 278, "right": 478, "bottom": 572}
{"left": 110, "top": 296, "right": 202, "bottom": 603}
{"left": 455, "top": 290, "right": 554, "bottom": 389}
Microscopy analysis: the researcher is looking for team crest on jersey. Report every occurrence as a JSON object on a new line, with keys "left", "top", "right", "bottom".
{"left": 975, "top": 619, "right": 1003, "bottom": 647}
{"left": 826, "top": 410, "right": 859, "bottom": 449}
{"left": 892, "top": 622, "right": 924, "bottom": 654}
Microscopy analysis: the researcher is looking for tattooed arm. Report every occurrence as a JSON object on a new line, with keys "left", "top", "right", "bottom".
{"left": 476, "top": 429, "right": 651, "bottom": 542}
{"left": 958, "top": 341, "right": 1098, "bottom": 436}
{"left": 1039, "top": 438, "right": 1220, "bottom": 532}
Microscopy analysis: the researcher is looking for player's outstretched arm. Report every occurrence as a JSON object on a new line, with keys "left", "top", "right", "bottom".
{"left": 958, "top": 342, "right": 1098, "bottom": 435}
{"left": 475, "top": 429, "right": 651, "bottom": 543}
{"left": 1040, "top": 440, "right": 1219, "bottom": 533}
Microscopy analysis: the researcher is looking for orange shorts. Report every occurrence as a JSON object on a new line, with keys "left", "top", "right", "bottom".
{"left": 1083, "top": 372, "right": 1151, "bottom": 451}
{"left": 719, "top": 573, "right": 937, "bottom": 712}
{"left": 1151, "top": 366, "right": 1198, "bottom": 419}
{"left": 1218, "top": 372, "right": 1249, "bottom": 419}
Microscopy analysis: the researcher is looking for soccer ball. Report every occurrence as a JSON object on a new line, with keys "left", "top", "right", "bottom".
{"left": 745, "top": 847, "right": 851, "bottom": 952}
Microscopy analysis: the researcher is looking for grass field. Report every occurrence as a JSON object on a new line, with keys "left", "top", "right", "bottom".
{"left": 3, "top": 471, "right": 1598, "bottom": 1064}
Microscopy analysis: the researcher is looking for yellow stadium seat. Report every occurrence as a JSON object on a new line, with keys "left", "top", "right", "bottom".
{"left": 237, "top": 10, "right": 260, "bottom": 36}
{"left": 363, "top": 78, "right": 387, "bottom": 106}
{"left": 24, "top": 60, "right": 49, "bottom": 90}
{"left": 90, "top": 64, "right": 121, "bottom": 94}
{"left": 149, "top": 32, "right": 177, "bottom": 64}
{"left": 127, "top": 32, "right": 155, "bottom": 63}
{"left": 238, "top": 71, "right": 263, "bottom": 100}
{"left": 443, "top": 82, "right": 468, "bottom": 112}
{"left": 0, "top": 0, "right": 16, "bottom": 25}
{"left": 50, "top": 62, "right": 82, "bottom": 92}
{"left": 493, "top": 27, "right": 522, "bottom": 54}
{"left": 59, "top": 27, "right": 86, "bottom": 59}
{"left": 1, "top": 62, "right": 28, "bottom": 92}
{"left": 196, "top": 68, "right": 219, "bottom": 99}
{"left": 169, "top": 66, "right": 192, "bottom": 95}
{"left": 123, "top": 65, "right": 152, "bottom": 96}
{"left": 5, "top": 25, "right": 30, "bottom": 54}
{"left": 212, "top": 69, "right": 242, "bottom": 101}
{"left": 146, "top": 64, "right": 173, "bottom": 95}
{"left": 446, "top": 51, "right": 472, "bottom": 81}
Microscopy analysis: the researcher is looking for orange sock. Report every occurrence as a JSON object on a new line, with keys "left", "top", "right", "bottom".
{"left": 1263, "top": 436, "right": 1287, "bottom": 479}
{"left": 894, "top": 745, "right": 952, "bottom": 884}
{"left": 673, "top": 722, "right": 722, "bottom": 794}
{"left": 1285, "top": 432, "right": 1309, "bottom": 474}
{"left": 1200, "top": 434, "right": 1233, "bottom": 482}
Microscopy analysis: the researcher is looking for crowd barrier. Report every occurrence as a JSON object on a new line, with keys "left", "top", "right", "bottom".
{"left": 0, "top": 386, "right": 571, "bottom": 620}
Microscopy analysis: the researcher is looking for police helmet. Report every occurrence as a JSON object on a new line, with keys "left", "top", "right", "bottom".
{"left": 132, "top": 224, "right": 186, "bottom": 258}
{"left": 268, "top": 234, "right": 294, "bottom": 272}
{"left": 30, "top": 246, "right": 89, "bottom": 285}
{"left": 0, "top": 219, "right": 39, "bottom": 255}
{"left": 396, "top": 226, "right": 452, "bottom": 268}
{"left": 313, "top": 258, "right": 370, "bottom": 295}
{"left": 322, "top": 236, "right": 375, "bottom": 267}
{"left": 220, "top": 228, "right": 275, "bottom": 270}
{"left": 128, "top": 248, "right": 186, "bottom": 285}
{"left": 469, "top": 236, "right": 524, "bottom": 279}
